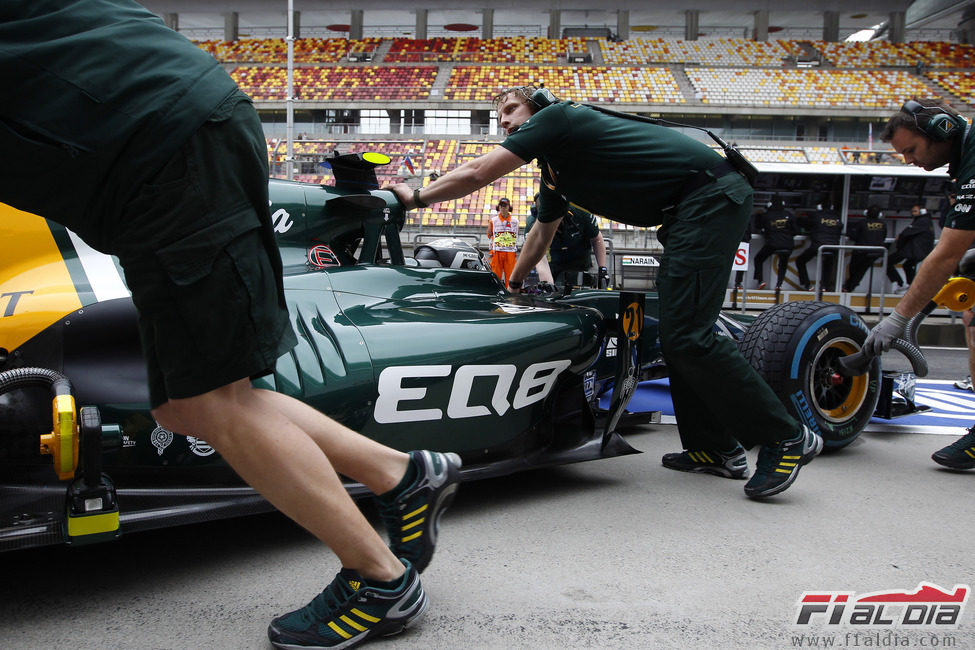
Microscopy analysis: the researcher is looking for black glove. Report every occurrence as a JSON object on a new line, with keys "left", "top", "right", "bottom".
{"left": 536, "top": 281, "right": 557, "bottom": 294}
{"left": 598, "top": 266, "right": 610, "bottom": 289}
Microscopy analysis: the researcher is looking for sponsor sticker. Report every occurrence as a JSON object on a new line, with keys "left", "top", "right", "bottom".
{"left": 621, "top": 255, "right": 659, "bottom": 267}
{"left": 150, "top": 426, "right": 174, "bottom": 456}
{"left": 187, "top": 436, "right": 216, "bottom": 457}
{"left": 308, "top": 244, "right": 341, "bottom": 268}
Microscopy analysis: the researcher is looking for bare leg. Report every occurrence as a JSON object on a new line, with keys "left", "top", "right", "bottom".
{"left": 253, "top": 388, "right": 409, "bottom": 495}
{"left": 153, "top": 379, "right": 404, "bottom": 582}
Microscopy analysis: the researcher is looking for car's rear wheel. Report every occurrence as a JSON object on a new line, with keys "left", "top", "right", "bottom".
{"left": 738, "top": 301, "right": 880, "bottom": 450}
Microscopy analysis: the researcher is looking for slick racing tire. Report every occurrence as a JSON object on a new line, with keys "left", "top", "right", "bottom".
{"left": 739, "top": 301, "right": 880, "bottom": 450}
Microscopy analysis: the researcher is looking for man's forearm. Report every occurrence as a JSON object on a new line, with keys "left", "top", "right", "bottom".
{"left": 415, "top": 165, "right": 485, "bottom": 207}
{"left": 510, "top": 221, "right": 559, "bottom": 284}
{"left": 391, "top": 146, "right": 528, "bottom": 209}
{"left": 592, "top": 235, "right": 607, "bottom": 268}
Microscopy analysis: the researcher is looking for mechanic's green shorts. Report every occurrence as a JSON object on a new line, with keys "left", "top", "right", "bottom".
{"left": 116, "top": 93, "right": 297, "bottom": 408}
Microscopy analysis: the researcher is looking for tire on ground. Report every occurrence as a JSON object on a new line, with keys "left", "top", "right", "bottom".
{"left": 738, "top": 301, "right": 880, "bottom": 450}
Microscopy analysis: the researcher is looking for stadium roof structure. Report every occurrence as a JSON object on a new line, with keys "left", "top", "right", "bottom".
{"left": 142, "top": 1, "right": 974, "bottom": 42}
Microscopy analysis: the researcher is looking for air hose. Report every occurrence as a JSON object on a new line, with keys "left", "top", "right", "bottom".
{"left": 837, "top": 276, "right": 975, "bottom": 377}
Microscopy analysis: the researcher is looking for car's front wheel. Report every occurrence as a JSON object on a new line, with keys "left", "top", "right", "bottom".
{"left": 739, "top": 301, "right": 880, "bottom": 450}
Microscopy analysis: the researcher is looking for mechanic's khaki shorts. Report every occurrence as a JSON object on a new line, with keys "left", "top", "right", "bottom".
{"left": 117, "top": 94, "right": 297, "bottom": 408}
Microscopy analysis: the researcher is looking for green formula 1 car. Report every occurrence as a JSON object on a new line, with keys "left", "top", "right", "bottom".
{"left": 0, "top": 152, "right": 882, "bottom": 550}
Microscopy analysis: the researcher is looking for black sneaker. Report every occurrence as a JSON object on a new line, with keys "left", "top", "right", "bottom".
{"left": 661, "top": 446, "right": 750, "bottom": 479}
{"left": 931, "top": 427, "right": 975, "bottom": 470}
{"left": 375, "top": 450, "right": 461, "bottom": 573}
{"left": 744, "top": 425, "right": 823, "bottom": 498}
{"left": 268, "top": 560, "right": 427, "bottom": 649}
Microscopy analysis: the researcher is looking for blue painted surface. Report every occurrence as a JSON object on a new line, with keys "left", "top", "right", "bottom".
{"left": 602, "top": 378, "right": 975, "bottom": 435}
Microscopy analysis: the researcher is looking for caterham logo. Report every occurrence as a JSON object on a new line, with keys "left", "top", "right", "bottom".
{"left": 374, "top": 360, "right": 571, "bottom": 424}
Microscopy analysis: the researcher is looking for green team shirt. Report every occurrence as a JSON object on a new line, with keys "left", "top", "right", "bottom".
{"left": 526, "top": 206, "right": 600, "bottom": 266}
{"left": 945, "top": 119, "right": 975, "bottom": 230}
{"left": 500, "top": 101, "right": 725, "bottom": 226}
{"left": 0, "top": 0, "right": 241, "bottom": 252}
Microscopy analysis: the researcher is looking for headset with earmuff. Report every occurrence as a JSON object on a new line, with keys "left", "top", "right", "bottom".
{"left": 902, "top": 99, "right": 967, "bottom": 141}
{"left": 529, "top": 87, "right": 557, "bottom": 110}
{"left": 522, "top": 87, "right": 759, "bottom": 186}
{"left": 864, "top": 206, "right": 884, "bottom": 218}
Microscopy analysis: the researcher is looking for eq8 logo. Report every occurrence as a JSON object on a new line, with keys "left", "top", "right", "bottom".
{"left": 795, "top": 582, "right": 969, "bottom": 628}
{"left": 374, "top": 360, "right": 571, "bottom": 424}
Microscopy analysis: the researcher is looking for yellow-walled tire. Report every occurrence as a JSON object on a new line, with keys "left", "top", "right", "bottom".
{"left": 739, "top": 301, "right": 880, "bottom": 450}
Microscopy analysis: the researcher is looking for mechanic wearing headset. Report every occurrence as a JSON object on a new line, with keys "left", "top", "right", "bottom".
{"left": 885, "top": 203, "right": 935, "bottom": 292}
{"left": 0, "top": 3, "right": 459, "bottom": 648}
{"left": 390, "top": 85, "right": 824, "bottom": 499}
{"left": 487, "top": 197, "right": 519, "bottom": 288}
{"left": 866, "top": 98, "right": 975, "bottom": 470}
{"left": 526, "top": 197, "right": 610, "bottom": 289}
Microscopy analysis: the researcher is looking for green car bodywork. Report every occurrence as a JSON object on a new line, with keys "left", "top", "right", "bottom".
{"left": 0, "top": 153, "right": 653, "bottom": 550}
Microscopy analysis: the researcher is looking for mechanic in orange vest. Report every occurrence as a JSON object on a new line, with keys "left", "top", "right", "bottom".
{"left": 487, "top": 197, "right": 519, "bottom": 287}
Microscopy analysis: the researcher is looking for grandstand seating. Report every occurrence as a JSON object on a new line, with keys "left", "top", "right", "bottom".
{"left": 686, "top": 68, "right": 933, "bottom": 109}
{"left": 803, "top": 146, "right": 844, "bottom": 164}
{"left": 206, "top": 37, "right": 975, "bottom": 112}
{"left": 739, "top": 147, "right": 808, "bottom": 163}
{"left": 197, "top": 37, "right": 382, "bottom": 63}
{"left": 231, "top": 65, "right": 439, "bottom": 100}
{"left": 385, "top": 36, "right": 589, "bottom": 63}
{"left": 212, "top": 35, "right": 974, "bottom": 238}
{"left": 908, "top": 41, "right": 975, "bottom": 67}
{"left": 268, "top": 135, "right": 909, "bottom": 231}
{"left": 927, "top": 71, "right": 975, "bottom": 104}
{"left": 444, "top": 65, "right": 684, "bottom": 103}
{"left": 600, "top": 37, "right": 792, "bottom": 66}
{"left": 813, "top": 40, "right": 922, "bottom": 67}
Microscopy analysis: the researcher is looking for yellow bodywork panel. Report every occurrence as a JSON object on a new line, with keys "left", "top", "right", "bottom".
{"left": 0, "top": 203, "right": 82, "bottom": 351}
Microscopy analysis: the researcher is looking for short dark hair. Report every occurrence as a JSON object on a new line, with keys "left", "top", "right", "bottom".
{"left": 492, "top": 86, "right": 539, "bottom": 113}
{"left": 881, "top": 97, "right": 960, "bottom": 142}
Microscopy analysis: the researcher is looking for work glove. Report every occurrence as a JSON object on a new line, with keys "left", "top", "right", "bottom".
{"left": 535, "top": 281, "right": 557, "bottom": 294}
{"left": 597, "top": 266, "right": 610, "bottom": 289}
{"left": 863, "top": 311, "right": 909, "bottom": 356}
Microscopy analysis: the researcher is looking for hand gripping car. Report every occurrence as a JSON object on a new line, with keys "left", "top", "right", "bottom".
{"left": 0, "top": 151, "right": 881, "bottom": 550}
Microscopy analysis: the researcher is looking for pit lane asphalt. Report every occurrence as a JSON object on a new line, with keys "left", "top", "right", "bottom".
{"left": 2, "top": 348, "right": 973, "bottom": 649}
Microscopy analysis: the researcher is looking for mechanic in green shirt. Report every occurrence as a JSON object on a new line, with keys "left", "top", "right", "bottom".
{"left": 867, "top": 98, "right": 975, "bottom": 470}
{"left": 0, "top": 3, "right": 458, "bottom": 648}
{"left": 390, "top": 85, "right": 823, "bottom": 499}
{"left": 526, "top": 199, "right": 609, "bottom": 288}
